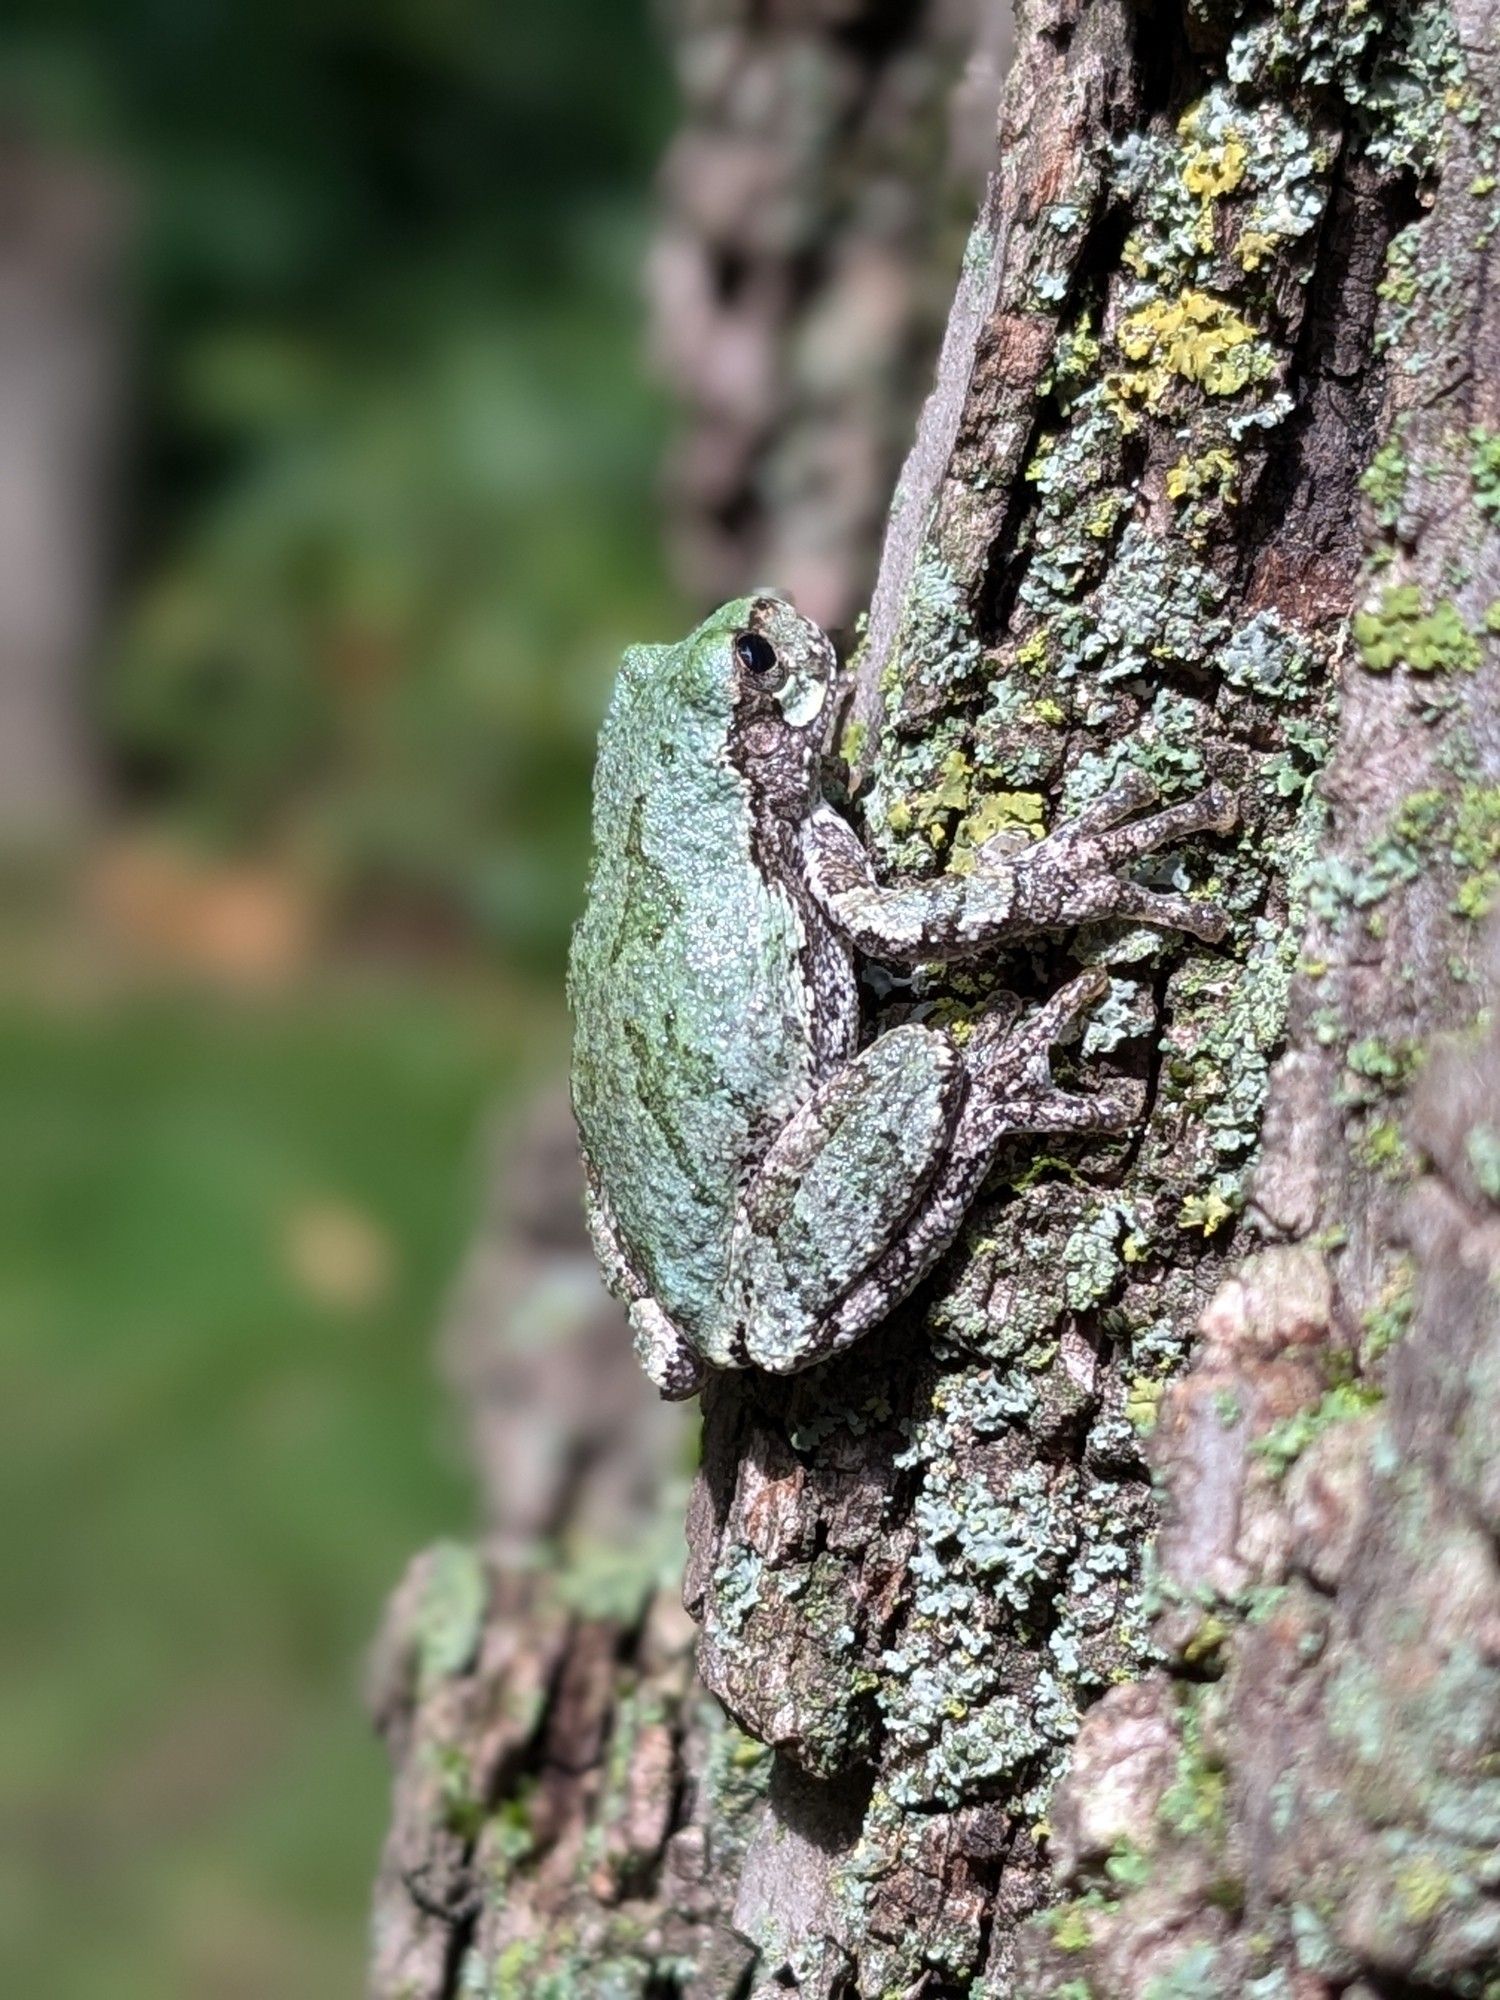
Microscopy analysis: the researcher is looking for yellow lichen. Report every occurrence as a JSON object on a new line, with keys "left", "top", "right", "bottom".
{"left": 949, "top": 790, "right": 1048, "bottom": 872}
{"left": 1125, "top": 1376, "right": 1165, "bottom": 1434}
{"left": 1121, "top": 233, "right": 1151, "bottom": 278}
{"left": 1115, "top": 289, "right": 1268, "bottom": 402}
{"left": 1166, "top": 448, "right": 1237, "bottom": 503}
{"left": 1179, "top": 1187, "right": 1235, "bottom": 1236}
{"left": 1235, "top": 227, "right": 1279, "bottom": 272}
{"left": 1183, "top": 133, "right": 1247, "bottom": 199}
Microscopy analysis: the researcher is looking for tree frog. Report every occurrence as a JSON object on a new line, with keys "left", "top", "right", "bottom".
{"left": 568, "top": 595, "right": 1234, "bottom": 1398}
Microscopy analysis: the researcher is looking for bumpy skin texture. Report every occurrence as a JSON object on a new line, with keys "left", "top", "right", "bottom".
{"left": 568, "top": 594, "right": 1235, "bottom": 1397}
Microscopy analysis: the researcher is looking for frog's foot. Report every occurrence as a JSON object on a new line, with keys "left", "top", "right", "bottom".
{"left": 719, "top": 1023, "right": 964, "bottom": 1376}
{"left": 968, "top": 968, "right": 1142, "bottom": 1135}
{"left": 1001, "top": 773, "right": 1237, "bottom": 943}
{"left": 629, "top": 1297, "right": 707, "bottom": 1401}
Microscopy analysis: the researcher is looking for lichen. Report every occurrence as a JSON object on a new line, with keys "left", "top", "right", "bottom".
{"left": 1115, "top": 289, "right": 1273, "bottom": 401}
{"left": 1223, "top": 0, "right": 1463, "bottom": 182}
{"left": 1251, "top": 1383, "right": 1385, "bottom": 1480}
{"left": 415, "top": 1540, "right": 487, "bottom": 1694}
{"left": 1354, "top": 584, "right": 1482, "bottom": 675}
{"left": 1471, "top": 425, "right": 1500, "bottom": 521}
{"left": 1361, "top": 434, "right": 1411, "bottom": 530}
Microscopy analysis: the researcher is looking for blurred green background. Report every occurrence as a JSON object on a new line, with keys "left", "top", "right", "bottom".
{"left": 0, "top": 4, "right": 681, "bottom": 1995}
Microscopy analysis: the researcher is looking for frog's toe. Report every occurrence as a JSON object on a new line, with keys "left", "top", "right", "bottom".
{"left": 1066, "top": 768, "right": 1159, "bottom": 837}
{"left": 629, "top": 1299, "right": 706, "bottom": 1401}
{"left": 1095, "top": 782, "right": 1238, "bottom": 866}
{"left": 1028, "top": 967, "right": 1110, "bottom": 1045}
{"left": 1035, "top": 1080, "right": 1142, "bottom": 1134}
{"left": 970, "top": 970, "right": 1108, "bottom": 1093}
{"left": 1110, "top": 881, "right": 1229, "bottom": 943}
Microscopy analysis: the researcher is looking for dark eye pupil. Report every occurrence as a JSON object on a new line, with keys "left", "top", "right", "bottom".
{"left": 734, "top": 631, "right": 778, "bottom": 676}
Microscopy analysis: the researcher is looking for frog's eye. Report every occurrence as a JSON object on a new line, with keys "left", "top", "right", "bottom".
{"left": 733, "top": 631, "right": 781, "bottom": 680}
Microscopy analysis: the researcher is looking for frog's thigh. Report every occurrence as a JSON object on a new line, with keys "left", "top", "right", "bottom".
{"left": 722, "top": 1024, "right": 962, "bottom": 1374}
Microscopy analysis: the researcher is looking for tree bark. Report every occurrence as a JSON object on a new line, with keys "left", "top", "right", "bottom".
{"left": 372, "top": 1, "right": 1500, "bottom": 1994}
{"left": 649, "top": 0, "right": 1012, "bottom": 634}
{"left": 367, "top": 1094, "right": 764, "bottom": 1998}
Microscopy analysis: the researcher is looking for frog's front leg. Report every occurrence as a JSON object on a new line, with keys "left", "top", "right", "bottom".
{"left": 804, "top": 770, "right": 1236, "bottom": 960}
{"left": 583, "top": 1171, "right": 706, "bottom": 1399}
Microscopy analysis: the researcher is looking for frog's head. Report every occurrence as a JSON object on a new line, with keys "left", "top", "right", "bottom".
{"left": 673, "top": 594, "right": 835, "bottom": 732}
{"left": 724, "top": 593, "right": 838, "bottom": 817}
{"left": 725, "top": 593, "right": 837, "bottom": 734}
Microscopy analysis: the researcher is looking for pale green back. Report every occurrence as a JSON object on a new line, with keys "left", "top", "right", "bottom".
{"left": 568, "top": 612, "right": 816, "bottom": 1338}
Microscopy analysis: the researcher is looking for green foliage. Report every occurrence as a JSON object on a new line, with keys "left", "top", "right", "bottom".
{"left": 107, "top": 315, "right": 677, "bottom": 959}
{"left": 5, "top": 0, "right": 680, "bottom": 963}
{"left": 0, "top": 970, "right": 545, "bottom": 2000}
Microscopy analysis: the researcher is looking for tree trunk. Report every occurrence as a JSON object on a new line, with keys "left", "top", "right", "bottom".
{"left": 649, "top": 0, "right": 1012, "bottom": 634}
{"left": 0, "top": 136, "right": 123, "bottom": 837}
{"left": 371, "top": 1, "right": 1500, "bottom": 1994}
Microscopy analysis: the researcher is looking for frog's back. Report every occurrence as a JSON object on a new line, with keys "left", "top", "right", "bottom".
{"left": 568, "top": 634, "right": 815, "bottom": 1339}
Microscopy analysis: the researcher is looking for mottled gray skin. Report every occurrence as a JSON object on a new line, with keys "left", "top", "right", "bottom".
{"left": 568, "top": 595, "right": 1235, "bottom": 1398}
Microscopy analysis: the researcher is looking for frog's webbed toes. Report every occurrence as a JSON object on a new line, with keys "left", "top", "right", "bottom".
{"left": 971, "top": 970, "right": 1143, "bottom": 1137}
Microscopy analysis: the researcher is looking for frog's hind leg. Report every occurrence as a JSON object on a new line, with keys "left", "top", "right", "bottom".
{"left": 808, "top": 971, "right": 1135, "bottom": 1367}
{"left": 715, "top": 1024, "right": 964, "bottom": 1375}
{"left": 584, "top": 1173, "right": 706, "bottom": 1400}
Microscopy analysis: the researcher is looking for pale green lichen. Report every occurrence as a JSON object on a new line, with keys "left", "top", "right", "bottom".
{"left": 1317, "top": 778, "right": 1500, "bottom": 932}
{"left": 1354, "top": 585, "right": 1482, "bottom": 675}
{"left": 1361, "top": 434, "right": 1411, "bottom": 530}
{"left": 1253, "top": 1383, "right": 1385, "bottom": 1479}
{"left": 416, "top": 1540, "right": 487, "bottom": 1694}
{"left": 1470, "top": 425, "right": 1500, "bottom": 520}
{"left": 1223, "top": 0, "right": 1462, "bottom": 182}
